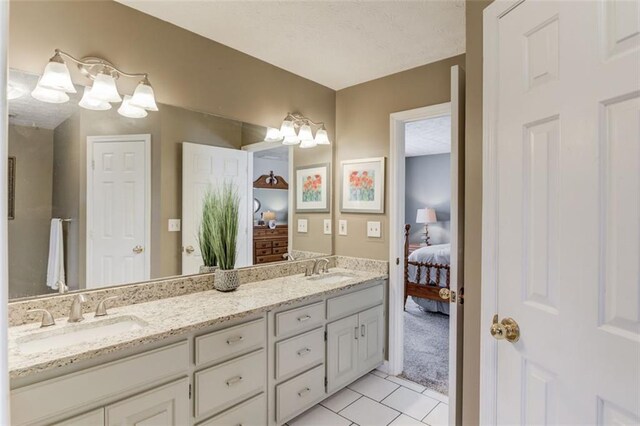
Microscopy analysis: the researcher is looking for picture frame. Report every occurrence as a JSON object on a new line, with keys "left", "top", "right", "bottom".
{"left": 8, "top": 156, "right": 15, "bottom": 220}
{"left": 340, "top": 157, "right": 385, "bottom": 214}
{"left": 295, "top": 163, "right": 331, "bottom": 213}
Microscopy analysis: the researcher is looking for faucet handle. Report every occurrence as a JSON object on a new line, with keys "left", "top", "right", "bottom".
{"left": 95, "top": 296, "right": 119, "bottom": 317}
{"left": 321, "top": 258, "right": 330, "bottom": 273}
{"left": 28, "top": 309, "right": 56, "bottom": 328}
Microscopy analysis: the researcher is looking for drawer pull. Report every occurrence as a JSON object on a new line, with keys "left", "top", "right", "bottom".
{"left": 226, "top": 375, "right": 243, "bottom": 386}
{"left": 226, "top": 335, "right": 244, "bottom": 345}
{"left": 298, "top": 387, "right": 311, "bottom": 397}
{"left": 355, "top": 326, "right": 359, "bottom": 340}
{"left": 361, "top": 324, "right": 366, "bottom": 337}
{"left": 297, "top": 347, "right": 312, "bottom": 357}
{"left": 297, "top": 315, "right": 312, "bottom": 322}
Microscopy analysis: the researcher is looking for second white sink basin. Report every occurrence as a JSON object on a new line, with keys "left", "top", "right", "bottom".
{"left": 17, "top": 315, "right": 148, "bottom": 354}
{"left": 307, "top": 272, "right": 357, "bottom": 285}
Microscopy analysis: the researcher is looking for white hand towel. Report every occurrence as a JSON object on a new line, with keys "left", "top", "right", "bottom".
{"left": 46, "top": 219, "right": 66, "bottom": 291}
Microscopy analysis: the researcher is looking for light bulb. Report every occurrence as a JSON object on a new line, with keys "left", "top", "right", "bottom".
{"left": 118, "top": 95, "right": 148, "bottom": 118}
{"left": 31, "top": 80, "right": 69, "bottom": 104}
{"left": 79, "top": 86, "right": 112, "bottom": 111}
{"left": 129, "top": 77, "right": 158, "bottom": 111}
{"left": 39, "top": 53, "right": 77, "bottom": 93}
{"left": 89, "top": 72, "right": 122, "bottom": 103}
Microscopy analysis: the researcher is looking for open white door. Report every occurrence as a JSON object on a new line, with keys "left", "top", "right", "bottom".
{"left": 182, "top": 142, "right": 252, "bottom": 274}
{"left": 87, "top": 135, "right": 151, "bottom": 288}
{"left": 448, "top": 64, "right": 465, "bottom": 425}
{"left": 482, "top": 1, "right": 640, "bottom": 424}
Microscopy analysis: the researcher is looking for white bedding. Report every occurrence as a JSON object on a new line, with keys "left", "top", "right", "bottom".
{"left": 408, "top": 243, "right": 451, "bottom": 314}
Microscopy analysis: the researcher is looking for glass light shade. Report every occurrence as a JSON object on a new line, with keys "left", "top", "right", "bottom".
{"left": 79, "top": 87, "right": 112, "bottom": 111}
{"left": 7, "top": 82, "right": 24, "bottom": 100}
{"left": 279, "top": 119, "right": 296, "bottom": 138}
{"left": 89, "top": 73, "right": 122, "bottom": 103}
{"left": 118, "top": 95, "right": 148, "bottom": 118}
{"left": 282, "top": 135, "right": 300, "bottom": 145}
{"left": 314, "top": 127, "right": 331, "bottom": 145}
{"left": 129, "top": 80, "right": 158, "bottom": 111}
{"left": 39, "top": 60, "right": 77, "bottom": 93}
{"left": 299, "top": 139, "right": 318, "bottom": 149}
{"left": 31, "top": 81, "right": 69, "bottom": 104}
{"left": 297, "top": 124, "right": 314, "bottom": 142}
{"left": 264, "top": 127, "right": 283, "bottom": 142}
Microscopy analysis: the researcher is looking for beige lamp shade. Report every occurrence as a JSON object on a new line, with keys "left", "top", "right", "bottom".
{"left": 416, "top": 208, "right": 437, "bottom": 224}
{"left": 262, "top": 211, "right": 276, "bottom": 221}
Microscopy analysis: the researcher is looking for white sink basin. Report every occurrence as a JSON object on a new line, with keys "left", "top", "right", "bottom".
{"left": 17, "top": 315, "right": 148, "bottom": 354}
{"left": 307, "top": 272, "right": 357, "bottom": 285}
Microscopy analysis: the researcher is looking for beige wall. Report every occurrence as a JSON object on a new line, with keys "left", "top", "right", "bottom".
{"left": 334, "top": 55, "right": 465, "bottom": 260}
{"left": 8, "top": 125, "right": 53, "bottom": 298}
{"left": 462, "top": 1, "right": 493, "bottom": 424}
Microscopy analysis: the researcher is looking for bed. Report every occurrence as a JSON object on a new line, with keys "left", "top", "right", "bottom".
{"left": 404, "top": 224, "right": 451, "bottom": 314}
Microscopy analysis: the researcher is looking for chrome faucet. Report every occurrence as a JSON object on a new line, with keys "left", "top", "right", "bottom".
{"left": 282, "top": 252, "right": 296, "bottom": 261}
{"left": 68, "top": 294, "right": 86, "bottom": 322}
{"left": 95, "top": 296, "right": 119, "bottom": 317}
{"left": 314, "top": 258, "right": 330, "bottom": 275}
{"left": 29, "top": 309, "right": 55, "bottom": 328}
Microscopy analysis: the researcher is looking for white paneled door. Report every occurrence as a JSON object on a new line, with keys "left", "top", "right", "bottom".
{"left": 182, "top": 142, "right": 252, "bottom": 274}
{"left": 484, "top": 0, "right": 639, "bottom": 424}
{"left": 87, "top": 135, "right": 150, "bottom": 288}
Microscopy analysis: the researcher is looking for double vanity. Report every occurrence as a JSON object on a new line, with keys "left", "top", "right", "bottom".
{"left": 8, "top": 257, "right": 388, "bottom": 426}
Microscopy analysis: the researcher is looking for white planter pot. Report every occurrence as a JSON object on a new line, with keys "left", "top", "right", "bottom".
{"left": 214, "top": 269, "right": 239, "bottom": 292}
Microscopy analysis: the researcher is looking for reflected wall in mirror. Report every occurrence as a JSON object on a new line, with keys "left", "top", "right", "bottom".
{"left": 8, "top": 68, "right": 333, "bottom": 300}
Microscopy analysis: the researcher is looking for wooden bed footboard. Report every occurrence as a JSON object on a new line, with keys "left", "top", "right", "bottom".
{"left": 404, "top": 224, "right": 451, "bottom": 309}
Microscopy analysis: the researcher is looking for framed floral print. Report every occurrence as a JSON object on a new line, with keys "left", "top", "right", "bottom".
{"left": 340, "top": 157, "right": 385, "bottom": 214}
{"left": 295, "top": 163, "right": 330, "bottom": 213}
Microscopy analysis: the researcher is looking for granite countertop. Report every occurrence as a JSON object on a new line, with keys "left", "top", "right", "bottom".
{"left": 8, "top": 268, "right": 387, "bottom": 380}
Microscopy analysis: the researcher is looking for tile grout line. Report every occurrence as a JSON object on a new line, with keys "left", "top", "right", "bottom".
{"left": 421, "top": 401, "right": 443, "bottom": 423}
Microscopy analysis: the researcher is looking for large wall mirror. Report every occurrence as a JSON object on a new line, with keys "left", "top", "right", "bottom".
{"left": 7, "top": 68, "right": 333, "bottom": 300}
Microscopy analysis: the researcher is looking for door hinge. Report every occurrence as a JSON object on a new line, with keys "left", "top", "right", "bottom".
{"left": 450, "top": 291, "right": 457, "bottom": 303}
{"left": 459, "top": 287, "right": 464, "bottom": 305}
{"left": 91, "top": 160, "right": 95, "bottom": 170}
{"left": 188, "top": 383, "right": 192, "bottom": 399}
{"left": 324, "top": 331, "right": 327, "bottom": 341}
{"left": 324, "top": 377, "right": 328, "bottom": 387}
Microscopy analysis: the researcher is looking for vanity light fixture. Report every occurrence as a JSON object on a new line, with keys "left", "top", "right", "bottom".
{"left": 272, "top": 112, "right": 331, "bottom": 148}
{"left": 32, "top": 49, "right": 158, "bottom": 118}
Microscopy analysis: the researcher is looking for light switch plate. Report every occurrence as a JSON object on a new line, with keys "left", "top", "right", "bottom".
{"left": 367, "top": 221, "right": 381, "bottom": 238}
{"left": 297, "top": 219, "right": 308, "bottom": 233}
{"left": 168, "top": 219, "right": 181, "bottom": 232}
{"left": 339, "top": 220, "right": 348, "bottom": 236}
{"left": 323, "top": 219, "right": 332, "bottom": 235}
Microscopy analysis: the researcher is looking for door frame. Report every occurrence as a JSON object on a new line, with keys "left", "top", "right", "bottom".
{"left": 242, "top": 140, "right": 294, "bottom": 254}
{"left": 86, "top": 134, "right": 152, "bottom": 287}
{"left": 480, "top": 1, "right": 524, "bottom": 424}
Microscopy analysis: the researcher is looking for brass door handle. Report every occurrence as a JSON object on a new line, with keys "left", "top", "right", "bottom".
{"left": 132, "top": 245, "right": 144, "bottom": 254}
{"left": 185, "top": 245, "right": 195, "bottom": 254}
{"left": 439, "top": 288, "right": 451, "bottom": 300}
{"left": 490, "top": 314, "right": 520, "bottom": 343}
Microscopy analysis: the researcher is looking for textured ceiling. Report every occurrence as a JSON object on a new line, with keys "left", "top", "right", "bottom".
{"left": 405, "top": 115, "right": 451, "bottom": 157}
{"left": 8, "top": 70, "right": 81, "bottom": 130}
{"left": 117, "top": 0, "right": 466, "bottom": 90}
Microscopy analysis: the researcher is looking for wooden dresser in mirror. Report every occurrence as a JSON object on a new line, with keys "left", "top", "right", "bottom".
{"left": 253, "top": 226, "right": 288, "bottom": 264}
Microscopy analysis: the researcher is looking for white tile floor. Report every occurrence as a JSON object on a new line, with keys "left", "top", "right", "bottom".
{"left": 288, "top": 370, "right": 449, "bottom": 426}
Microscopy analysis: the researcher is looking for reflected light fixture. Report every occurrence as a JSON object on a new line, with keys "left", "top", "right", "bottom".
{"left": 7, "top": 82, "right": 25, "bottom": 100}
{"left": 33, "top": 49, "right": 158, "bottom": 118}
{"left": 272, "top": 112, "right": 331, "bottom": 149}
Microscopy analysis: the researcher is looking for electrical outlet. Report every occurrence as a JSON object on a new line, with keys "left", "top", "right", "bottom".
{"left": 168, "top": 219, "right": 181, "bottom": 232}
{"left": 323, "top": 219, "right": 332, "bottom": 235}
{"left": 339, "top": 220, "right": 348, "bottom": 236}
{"left": 297, "top": 219, "right": 308, "bottom": 233}
{"left": 367, "top": 221, "right": 381, "bottom": 238}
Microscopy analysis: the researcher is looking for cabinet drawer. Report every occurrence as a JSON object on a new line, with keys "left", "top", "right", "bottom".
{"left": 198, "top": 393, "right": 266, "bottom": 426}
{"left": 195, "top": 318, "right": 265, "bottom": 366}
{"left": 53, "top": 409, "right": 105, "bottom": 426}
{"left": 275, "top": 301, "right": 324, "bottom": 337}
{"left": 327, "top": 284, "right": 384, "bottom": 320}
{"left": 275, "top": 327, "right": 325, "bottom": 380}
{"left": 276, "top": 364, "right": 325, "bottom": 423}
{"left": 272, "top": 239, "right": 288, "bottom": 248}
{"left": 255, "top": 247, "right": 273, "bottom": 256}
{"left": 272, "top": 246, "right": 288, "bottom": 255}
{"left": 195, "top": 349, "right": 265, "bottom": 419}
{"left": 254, "top": 241, "right": 272, "bottom": 249}
{"left": 11, "top": 341, "right": 189, "bottom": 426}
{"left": 256, "top": 254, "right": 285, "bottom": 264}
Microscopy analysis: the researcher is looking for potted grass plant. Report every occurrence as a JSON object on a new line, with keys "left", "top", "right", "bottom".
{"left": 211, "top": 182, "right": 241, "bottom": 292}
{"left": 197, "top": 190, "right": 218, "bottom": 274}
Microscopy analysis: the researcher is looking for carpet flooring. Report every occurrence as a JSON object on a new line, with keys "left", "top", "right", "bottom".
{"left": 400, "top": 298, "right": 449, "bottom": 395}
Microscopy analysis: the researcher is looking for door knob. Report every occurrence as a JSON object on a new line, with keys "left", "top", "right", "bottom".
{"left": 185, "top": 245, "right": 195, "bottom": 254}
{"left": 439, "top": 288, "right": 451, "bottom": 300}
{"left": 132, "top": 245, "right": 144, "bottom": 254}
{"left": 490, "top": 314, "right": 520, "bottom": 343}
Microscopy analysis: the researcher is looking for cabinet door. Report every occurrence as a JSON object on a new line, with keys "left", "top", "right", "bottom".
{"left": 326, "top": 314, "right": 359, "bottom": 393}
{"left": 105, "top": 378, "right": 189, "bottom": 426}
{"left": 358, "top": 305, "right": 385, "bottom": 374}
